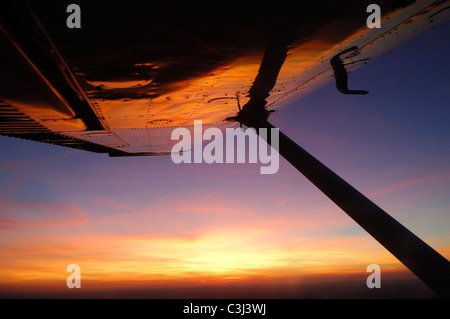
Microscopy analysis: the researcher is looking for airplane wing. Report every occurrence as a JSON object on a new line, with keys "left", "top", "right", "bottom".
{"left": 1, "top": 0, "right": 449, "bottom": 156}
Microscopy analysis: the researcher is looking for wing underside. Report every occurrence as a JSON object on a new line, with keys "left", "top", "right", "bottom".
{"left": 1, "top": 0, "right": 448, "bottom": 156}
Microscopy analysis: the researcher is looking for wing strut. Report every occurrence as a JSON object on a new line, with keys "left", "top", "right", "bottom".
{"left": 229, "top": 32, "right": 450, "bottom": 299}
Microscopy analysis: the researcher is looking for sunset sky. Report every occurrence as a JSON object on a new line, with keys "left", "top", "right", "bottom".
{"left": 0, "top": 21, "right": 449, "bottom": 298}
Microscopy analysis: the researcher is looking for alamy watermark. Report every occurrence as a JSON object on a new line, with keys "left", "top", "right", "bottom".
{"left": 66, "top": 4, "right": 81, "bottom": 29}
{"left": 170, "top": 120, "right": 280, "bottom": 175}
{"left": 66, "top": 264, "right": 81, "bottom": 288}
{"left": 366, "top": 4, "right": 381, "bottom": 29}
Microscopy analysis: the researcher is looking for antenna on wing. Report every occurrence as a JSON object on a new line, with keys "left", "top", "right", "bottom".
{"left": 330, "top": 46, "right": 369, "bottom": 95}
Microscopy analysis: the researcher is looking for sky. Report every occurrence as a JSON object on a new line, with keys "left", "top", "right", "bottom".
{"left": 0, "top": 21, "right": 449, "bottom": 299}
